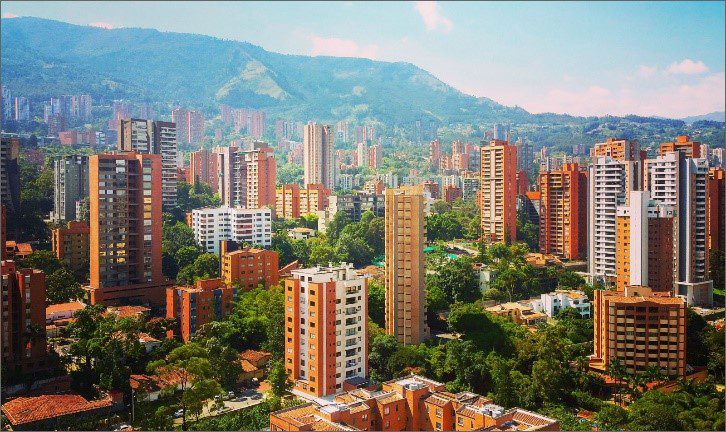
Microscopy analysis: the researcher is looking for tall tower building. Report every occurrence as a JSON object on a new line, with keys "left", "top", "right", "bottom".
{"left": 480, "top": 139, "right": 518, "bottom": 244}
{"left": 52, "top": 155, "right": 89, "bottom": 223}
{"left": 1, "top": 261, "right": 48, "bottom": 375}
{"left": 1, "top": 137, "right": 20, "bottom": 239}
{"left": 538, "top": 163, "right": 587, "bottom": 260}
{"left": 644, "top": 151, "right": 712, "bottom": 306}
{"left": 615, "top": 191, "right": 676, "bottom": 293}
{"left": 587, "top": 141, "right": 642, "bottom": 286}
{"left": 285, "top": 264, "right": 368, "bottom": 397}
{"left": 659, "top": 135, "right": 702, "bottom": 158}
{"left": 118, "top": 119, "right": 178, "bottom": 209}
{"left": 88, "top": 152, "right": 166, "bottom": 306}
{"left": 515, "top": 136, "right": 533, "bottom": 174}
{"left": 303, "top": 123, "right": 334, "bottom": 190}
{"left": 216, "top": 144, "right": 276, "bottom": 209}
{"left": 708, "top": 167, "right": 725, "bottom": 254}
{"left": 385, "top": 186, "right": 429, "bottom": 345}
{"left": 189, "top": 148, "right": 219, "bottom": 193}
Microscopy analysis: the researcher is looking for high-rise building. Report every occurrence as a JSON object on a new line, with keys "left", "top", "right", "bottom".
{"left": 588, "top": 144, "right": 642, "bottom": 286}
{"left": 590, "top": 286, "right": 686, "bottom": 378}
{"left": 590, "top": 137, "right": 644, "bottom": 161}
{"left": 644, "top": 151, "right": 712, "bottom": 306}
{"left": 480, "top": 139, "right": 518, "bottom": 244}
{"left": 275, "top": 183, "right": 330, "bottom": 219}
{"left": 708, "top": 168, "right": 725, "bottom": 253}
{"left": 356, "top": 142, "right": 369, "bottom": 168}
{"left": 172, "top": 108, "right": 205, "bottom": 144}
{"left": 166, "top": 278, "right": 236, "bottom": 342}
{"left": 428, "top": 139, "right": 442, "bottom": 170}
{"left": 216, "top": 144, "right": 276, "bottom": 209}
{"left": 385, "top": 187, "right": 429, "bottom": 345}
{"left": 284, "top": 263, "right": 368, "bottom": 398}
{"left": 88, "top": 152, "right": 166, "bottom": 306}
{"left": 1, "top": 261, "right": 48, "bottom": 376}
{"left": 118, "top": 119, "right": 178, "bottom": 209}
{"left": 659, "top": 135, "right": 702, "bottom": 158}
{"left": 13, "top": 97, "right": 29, "bottom": 122}
{"left": 220, "top": 104, "right": 232, "bottom": 124}
{"left": 78, "top": 94, "right": 93, "bottom": 121}
{"left": 303, "top": 123, "right": 334, "bottom": 189}
{"left": 1, "top": 138, "right": 20, "bottom": 238}
{"left": 493, "top": 123, "right": 510, "bottom": 141}
{"left": 191, "top": 206, "right": 272, "bottom": 254}
{"left": 52, "top": 221, "right": 90, "bottom": 273}
{"left": 51, "top": 155, "right": 89, "bottom": 222}
{"left": 515, "top": 136, "right": 533, "bottom": 174}
{"left": 368, "top": 144, "right": 382, "bottom": 169}
{"left": 189, "top": 148, "right": 219, "bottom": 193}
{"left": 615, "top": 191, "right": 675, "bottom": 293}
{"left": 461, "top": 174, "right": 480, "bottom": 201}
{"left": 249, "top": 110, "right": 266, "bottom": 139}
{"left": 538, "top": 163, "right": 587, "bottom": 260}
{"left": 221, "top": 247, "right": 279, "bottom": 289}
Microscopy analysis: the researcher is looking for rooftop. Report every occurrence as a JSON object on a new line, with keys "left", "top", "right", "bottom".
{"left": 1, "top": 394, "right": 113, "bottom": 426}
{"left": 46, "top": 301, "right": 86, "bottom": 316}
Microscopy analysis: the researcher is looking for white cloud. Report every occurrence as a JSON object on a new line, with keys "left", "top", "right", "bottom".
{"left": 2, "top": 13, "right": 18, "bottom": 18}
{"left": 414, "top": 1, "right": 453, "bottom": 32}
{"left": 666, "top": 58, "right": 709, "bottom": 75}
{"left": 88, "top": 21, "right": 114, "bottom": 29}
{"left": 310, "top": 36, "right": 378, "bottom": 59}
{"left": 637, "top": 65, "right": 657, "bottom": 78}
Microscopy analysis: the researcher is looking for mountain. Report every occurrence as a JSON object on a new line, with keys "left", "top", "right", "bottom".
{"left": 0, "top": 17, "right": 531, "bottom": 125}
{"left": 681, "top": 112, "right": 725, "bottom": 124}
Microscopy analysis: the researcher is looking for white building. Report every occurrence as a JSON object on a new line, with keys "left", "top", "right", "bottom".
{"left": 587, "top": 156, "right": 640, "bottom": 285}
{"left": 191, "top": 206, "right": 272, "bottom": 254}
{"left": 644, "top": 152, "right": 712, "bottom": 306}
{"left": 288, "top": 227, "right": 316, "bottom": 241}
{"left": 530, "top": 290, "right": 591, "bottom": 318}
{"left": 286, "top": 263, "right": 368, "bottom": 397}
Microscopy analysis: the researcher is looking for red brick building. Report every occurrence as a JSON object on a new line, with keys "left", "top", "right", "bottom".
{"left": 708, "top": 167, "right": 725, "bottom": 253}
{"left": 221, "top": 247, "right": 279, "bottom": 289}
{"left": 443, "top": 185, "right": 462, "bottom": 203}
{"left": 166, "top": 278, "right": 236, "bottom": 342}
{"left": 538, "top": 163, "right": 588, "bottom": 260}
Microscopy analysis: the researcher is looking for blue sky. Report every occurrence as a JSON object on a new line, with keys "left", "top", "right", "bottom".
{"left": 2, "top": 1, "right": 724, "bottom": 118}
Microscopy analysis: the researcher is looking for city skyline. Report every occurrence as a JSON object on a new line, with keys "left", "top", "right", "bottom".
{"left": 2, "top": 1, "right": 724, "bottom": 118}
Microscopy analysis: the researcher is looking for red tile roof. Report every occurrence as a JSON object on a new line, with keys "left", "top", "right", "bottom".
{"left": 239, "top": 349, "right": 272, "bottom": 365}
{"left": 1, "top": 394, "right": 113, "bottom": 426}
{"left": 46, "top": 301, "right": 85, "bottom": 316}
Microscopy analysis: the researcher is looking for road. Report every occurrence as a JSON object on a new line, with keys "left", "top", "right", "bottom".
{"left": 173, "top": 389, "right": 266, "bottom": 426}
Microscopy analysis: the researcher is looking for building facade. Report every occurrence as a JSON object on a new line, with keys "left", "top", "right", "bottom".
{"left": 303, "top": 123, "right": 335, "bottom": 190}
{"left": 166, "top": 278, "right": 236, "bottom": 342}
{"left": 221, "top": 247, "right": 279, "bottom": 290}
{"left": 88, "top": 152, "right": 166, "bottom": 306}
{"left": 385, "top": 187, "right": 429, "bottom": 345}
{"left": 52, "top": 221, "right": 90, "bottom": 273}
{"left": 590, "top": 287, "right": 686, "bottom": 378}
{"left": 480, "top": 139, "right": 517, "bottom": 244}
{"left": 216, "top": 144, "right": 277, "bottom": 209}
{"left": 189, "top": 148, "right": 219, "bottom": 193}
{"left": 118, "top": 119, "right": 178, "bottom": 209}
{"left": 52, "top": 155, "right": 89, "bottom": 222}
{"left": 707, "top": 167, "right": 725, "bottom": 253}
{"left": 191, "top": 206, "right": 272, "bottom": 254}
{"left": 285, "top": 264, "right": 368, "bottom": 398}
{"left": 538, "top": 163, "right": 587, "bottom": 260}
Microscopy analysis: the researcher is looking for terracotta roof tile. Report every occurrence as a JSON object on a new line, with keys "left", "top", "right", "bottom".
{"left": 46, "top": 301, "right": 85, "bottom": 316}
{"left": 1, "top": 394, "right": 112, "bottom": 426}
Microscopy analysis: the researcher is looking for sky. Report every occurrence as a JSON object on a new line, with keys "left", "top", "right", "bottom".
{"left": 2, "top": 1, "right": 724, "bottom": 118}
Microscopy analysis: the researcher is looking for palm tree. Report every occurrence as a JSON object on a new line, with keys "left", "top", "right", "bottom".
{"left": 607, "top": 358, "right": 627, "bottom": 405}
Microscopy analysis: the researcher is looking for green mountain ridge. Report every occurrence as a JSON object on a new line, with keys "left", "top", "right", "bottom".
{"left": 1, "top": 16, "right": 533, "bottom": 125}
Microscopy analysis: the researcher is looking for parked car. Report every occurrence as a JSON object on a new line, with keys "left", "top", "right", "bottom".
{"left": 174, "top": 409, "right": 184, "bottom": 418}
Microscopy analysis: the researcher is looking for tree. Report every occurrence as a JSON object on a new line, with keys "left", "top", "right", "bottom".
{"left": 429, "top": 257, "right": 480, "bottom": 304}
{"left": 46, "top": 267, "right": 84, "bottom": 304}
{"left": 368, "top": 281, "right": 386, "bottom": 327}
{"left": 270, "top": 231, "right": 296, "bottom": 266}
{"left": 267, "top": 359, "right": 292, "bottom": 397}
{"left": 177, "top": 254, "right": 220, "bottom": 285}
{"left": 365, "top": 217, "right": 385, "bottom": 255}
{"left": 595, "top": 404, "right": 628, "bottom": 430}
{"left": 709, "top": 249, "right": 724, "bottom": 292}
{"left": 335, "top": 235, "right": 373, "bottom": 267}
{"left": 325, "top": 211, "right": 351, "bottom": 243}
{"left": 308, "top": 237, "right": 339, "bottom": 266}
{"left": 17, "top": 250, "right": 64, "bottom": 274}
{"left": 176, "top": 245, "right": 202, "bottom": 270}
{"left": 147, "top": 343, "right": 223, "bottom": 430}
{"left": 558, "top": 271, "right": 585, "bottom": 289}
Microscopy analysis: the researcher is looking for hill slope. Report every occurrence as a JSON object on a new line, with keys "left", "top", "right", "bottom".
{"left": 1, "top": 17, "right": 531, "bottom": 125}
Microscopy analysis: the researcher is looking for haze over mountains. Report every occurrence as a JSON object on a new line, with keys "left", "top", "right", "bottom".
{"left": 1, "top": 17, "right": 723, "bottom": 128}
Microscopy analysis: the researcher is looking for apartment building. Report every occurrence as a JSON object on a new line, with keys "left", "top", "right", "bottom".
{"left": 587, "top": 149, "right": 642, "bottom": 286}
{"left": 166, "top": 278, "right": 236, "bottom": 342}
{"left": 385, "top": 186, "right": 429, "bottom": 345}
{"left": 191, "top": 206, "right": 272, "bottom": 254}
{"left": 707, "top": 167, "right": 725, "bottom": 253}
{"left": 118, "top": 119, "right": 178, "bottom": 209}
{"left": 590, "top": 137, "right": 645, "bottom": 160}
{"left": 269, "top": 374, "right": 559, "bottom": 431}
{"left": 189, "top": 148, "right": 219, "bottom": 193}
{"left": 615, "top": 191, "right": 676, "bottom": 293}
{"left": 1, "top": 261, "right": 49, "bottom": 376}
{"left": 590, "top": 286, "right": 686, "bottom": 378}
{"left": 52, "top": 221, "right": 90, "bottom": 273}
{"left": 303, "top": 123, "right": 335, "bottom": 189}
{"left": 659, "top": 135, "right": 702, "bottom": 158}
{"left": 644, "top": 151, "right": 711, "bottom": 306}
{"left": 538, "top": 163, "right": 587, "bottom": 260}
{"left": 529, "top": 290, "right": 591, "bottom": 318}
{"left": 284, "top": 264, "right": 368, "bottom": 398}
{"left": 171, "top": 108, "right": 205, "bottom": 144}
{"left": 51, "top": 155, "right": 89, "bottom": 222}
{"left": 1, "top": 137, "right": 20, "bottom": 238}
{"left": 317, "top": 193, "right": 385, "bottom": 233}
{"left": 216, "top": 144, "right": 277, "bottom": 209}
{"left": 221, "top": 247, "right": 279, "bottom": 289}
{"left": 88, "top": 152, "right": 167, "bottom": 306}
{"left": 480, "top": 139, "right": 517, "bottom": 244}
{"left": 276, "top": 183, "right": 331, "bottom": 219}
